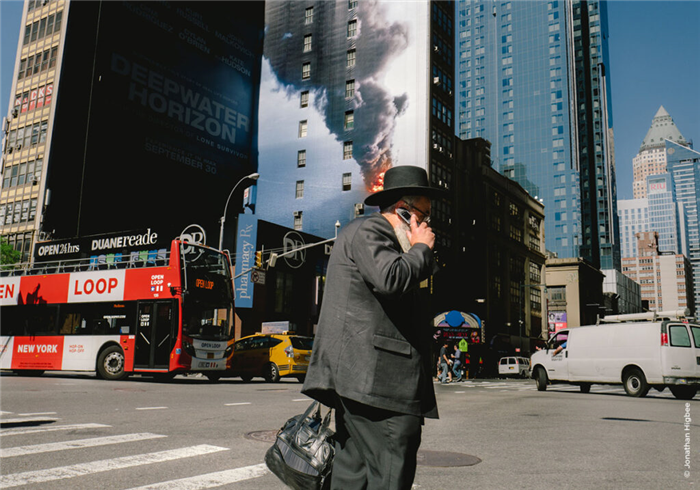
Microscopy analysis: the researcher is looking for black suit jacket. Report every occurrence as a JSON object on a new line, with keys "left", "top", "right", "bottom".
{"left": 302, "top": 213, "right": 439, "bottom": 418}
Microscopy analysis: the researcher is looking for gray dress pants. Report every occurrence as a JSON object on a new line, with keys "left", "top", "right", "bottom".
{"left": 331, "top": 396, "right": 422, "bottom": 490}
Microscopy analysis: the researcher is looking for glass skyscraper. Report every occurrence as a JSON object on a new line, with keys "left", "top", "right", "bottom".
{"left": 456, "top": 0, "right": 619, "bottom": 270}
{"left": 665, "top": 140, "right": 700, "bottom": 307}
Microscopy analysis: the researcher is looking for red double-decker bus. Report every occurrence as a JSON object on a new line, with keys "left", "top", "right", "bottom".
{"left": 0, "top": 240, "right": 234, "bottom": 381}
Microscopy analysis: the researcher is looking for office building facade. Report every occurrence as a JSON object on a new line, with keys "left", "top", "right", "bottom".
{"left": 632, "top": 106, "right": 689, "bottom": 199}
{"left": 0, "top": 0, "right": 65, "bottom": 261}
{"left": 665, "top": 140, "right": 700, "bottom": 309}
{"left": 456, "top": 0, "right": 619, "bottom": 270}
{"left": 617, "top": 198, "right": 648, "bottom": 259}
{"left": 621, "top": 231, "right": 694, "bottom": 314}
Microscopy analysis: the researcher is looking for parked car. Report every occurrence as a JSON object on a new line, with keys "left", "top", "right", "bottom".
{"left": 530, "top": 309, "right": 700, "bottom": 399}
{"left": 227, "top": 333, "right": 313, "bottom": 382}
{"left": 498, "top": 356, "right": 530, "bottom": 378}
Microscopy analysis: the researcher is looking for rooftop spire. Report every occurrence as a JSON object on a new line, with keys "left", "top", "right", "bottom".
{"left": 639, "top": 106, "right": 688, "bottom": 152}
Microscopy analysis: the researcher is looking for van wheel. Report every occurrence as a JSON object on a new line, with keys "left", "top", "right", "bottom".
{"left": 534, "top": 367, "right": 547, "bottom": 391}
{"left": 670, "top": 386, "right": 698, "bottom": 400}
{"left": 97, "top": 346, "right": 128, "bottom": 380}
{"left": 623, "top": 368, "right": 649, "bottom": 397}
{"left": 579, "top": 383, "right": 591, "bottom": 393}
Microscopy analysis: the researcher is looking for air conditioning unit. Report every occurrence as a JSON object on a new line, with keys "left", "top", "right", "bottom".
{"left": 293, "top": 211, "right": 301, "bottom": 217}
{"left": 439, "top": 146, "right": 444, "bottom": 153}
{"left": 354, "top": 203, "right": 365, "bottom": 216}
{"left": 433, "top": 45, "right": 439, "bottom": 52}
{"left": 16, "top": 144, "right": 22, "bottom": 150}
{"left": 433, "top": 143, "right": 439, "bottom": 149}
{"left": 7, "top": 147, "right": 12, "bottom": 154}
{"left": 433, "top": 77, "right": 440, "bottom": 85}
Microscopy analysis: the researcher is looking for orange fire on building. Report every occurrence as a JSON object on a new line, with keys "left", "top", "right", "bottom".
{"left": 370, "top": 171, "right": 386, "bottom": 193}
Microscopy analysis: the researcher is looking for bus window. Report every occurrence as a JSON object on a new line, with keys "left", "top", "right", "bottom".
{"left": 26, "top": 305, "right": 59, "bottom": 336}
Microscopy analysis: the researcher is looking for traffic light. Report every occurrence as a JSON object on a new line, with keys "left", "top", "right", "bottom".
{"left": 255, "top": 251, "right": 263, "bottom": 268}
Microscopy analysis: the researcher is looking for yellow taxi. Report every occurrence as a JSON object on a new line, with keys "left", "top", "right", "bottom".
{"left": 228, "top": 333, "right": 313, "bottom": 382}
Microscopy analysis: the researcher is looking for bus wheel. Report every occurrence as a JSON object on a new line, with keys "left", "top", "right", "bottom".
{"left": 97, "top": 346, "right": 127, "bottom": 380}
{"left": 579, "top": 383, "right": 591, "bottom": 393}
{"left": 670, "top": 386, "right": 698, "bottom": 400}
{"left": 206, "top": 373, "right": 222, "bottom": 382}
{"left": 534, "top": 367, "right": 547, "bottom": 391}
{"left": 264, "top": 363, "right": 281, "bottom": 383}
{"left": 14, "top": 370, "right": 44, "bottom": 377}
{"left": 623, "top": 368, "right": 649, "bottom": 397}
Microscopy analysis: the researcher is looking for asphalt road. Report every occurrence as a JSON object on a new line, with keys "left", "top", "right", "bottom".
{"left": 0, "top": 373, "right": 696, "bottom": 489}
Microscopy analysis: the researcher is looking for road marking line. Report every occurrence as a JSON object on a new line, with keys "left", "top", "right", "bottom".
{"left": 1, "top": 433, "right": 167, "bottom": 458}
{"left": 125, "top": 463, "right": 269, "bottom": 489}
{"left": 225, "top": 402, "right": 251, "bottom": 406}
{"left": 0, "top": 423, "right": 110, "bottom": 437}
{"left": 0, "top": 412, "right": 13, "bottom": 415}
{"left": 292, "top": 398, "right": 308, "bottom": 402}
{"left": 0, "top": 444, "right": 229, "bottom": 489}
{"left": 136, "top": 407, "right": 168, "bottom": 410}
{"left": 454, "top": 391, "right": 466, "bottom": 394}
{"left": 18, "top": 412, "right": 57, "bottom": 416}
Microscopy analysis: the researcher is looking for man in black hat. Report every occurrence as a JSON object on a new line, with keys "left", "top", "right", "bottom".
{"left": 303, "top": 165, "right": 443, "bottom": 489}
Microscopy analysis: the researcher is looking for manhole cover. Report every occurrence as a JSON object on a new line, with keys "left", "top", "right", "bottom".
{"left": 244, "top": 430, "right": 278, "bottom": 443}
{"left": 416, "top": 450, "right": 481, "bottom": 467}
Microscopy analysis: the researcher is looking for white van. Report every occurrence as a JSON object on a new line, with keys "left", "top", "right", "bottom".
{"left": 498, "top": 357, "right": 530, "bottom": 378}
{"left": 530, "top": 309, "right": 700, "bottom": 399}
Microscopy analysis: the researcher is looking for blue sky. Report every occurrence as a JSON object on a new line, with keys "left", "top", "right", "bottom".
{"left": 1, "top": 0, "right": 698, "bottom": 201}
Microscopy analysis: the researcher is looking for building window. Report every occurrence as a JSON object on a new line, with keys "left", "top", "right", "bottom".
{"left": 297, "top": 150, "right": 306, "bottom": 168}
{"left": 342, "top": 173, "right": 352, "bottom": 191}
{"left": 296, "top": 180, "right": 304, "bottom": 199}
{"left": 305, "top": 7, "right": 313, "bottom": 24}
{"left": 303, "top": 34, "right": 312, "bottom": 53}
{"left": 300, "top": 91, "right": 309, "bottom": 108}
{"left": 294, "top": 211, "right": 303, "bottom": 230}
{"left": 348, "top": 19, "right": 357, "bottom": 38}
{"left": 344, "top": 111, "right": 354, "bottom": 131}
{"left": 299, "top": 120, "right": 308, "bottom": 138}
{"left": 302, "top": 62, "right": 311, "bottom": 80}
{"left": 343, "top": 141, "right": 353, "bottom": 160}
{"left": 349, "top": 0, "right": 358, "bottom": 9}
{"left": 347, "top": 49, "right": 356, "bottom": 68}
{"left": 345, "top": 79, "right": 355, "bottom": 99}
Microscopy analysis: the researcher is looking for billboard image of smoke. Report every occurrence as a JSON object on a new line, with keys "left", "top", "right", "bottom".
{"left": 263, "top": 1, "right": 423, "bottom": 191}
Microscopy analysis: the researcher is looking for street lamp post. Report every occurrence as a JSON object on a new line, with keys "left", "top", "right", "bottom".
{"left": 218, "top": 172, "right": 260, "bottom": 252}
{"left": 519, "top": 283, "right": 547, "bottom": 354}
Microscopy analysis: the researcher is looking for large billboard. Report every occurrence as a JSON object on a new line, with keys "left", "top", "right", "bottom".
{"left": 43, "top": 1, "right": 263, "bottom": 249}
{"left": 255, "top": 1, "right": 430, "bottom": 238}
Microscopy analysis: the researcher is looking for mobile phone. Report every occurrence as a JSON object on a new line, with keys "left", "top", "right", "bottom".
{"left": 396, "top": 208, "right": 412, "bottom": 225}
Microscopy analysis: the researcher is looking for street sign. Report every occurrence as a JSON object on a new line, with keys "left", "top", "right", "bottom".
{"left": 251, "top": 270, "right": 266, "bottom": 285}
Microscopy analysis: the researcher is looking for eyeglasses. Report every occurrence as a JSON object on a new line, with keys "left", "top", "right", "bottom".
{"left": 406, "top": 203, "right": 431, "bottom": 224}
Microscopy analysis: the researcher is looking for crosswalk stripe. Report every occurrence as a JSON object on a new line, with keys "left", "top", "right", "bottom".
{"left": 224, "top": 403, "right": 251, "bottom": 406}
{"left": 0, "top": 444, "right": 229, "bottom": 489}
{"left": 1, "top": 433, "right": 167, "bottom": 458}
{"left": 18, "top": 412, "right": 57, "bottom": 416}
{"left": 0, "top": 417, "right": 58, "bottom": 425}
{"left": 125, "top": 463, "right": 270, "bottom": 489}
{"left": 0, "top": 423, "right": 110, "bottom": 437}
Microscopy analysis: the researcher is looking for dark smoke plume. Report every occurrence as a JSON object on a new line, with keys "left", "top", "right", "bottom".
{"left": 264, "top": 0, "right": 411, "bottom": 189}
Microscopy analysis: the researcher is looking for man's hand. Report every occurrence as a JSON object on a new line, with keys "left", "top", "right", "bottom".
{"left": 407, "top": 214, "right": 435, "bottom": 250}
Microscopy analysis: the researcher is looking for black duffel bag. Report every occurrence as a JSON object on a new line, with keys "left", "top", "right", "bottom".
{"left": 265, "top": 401, "right": 335, "bottom": 490}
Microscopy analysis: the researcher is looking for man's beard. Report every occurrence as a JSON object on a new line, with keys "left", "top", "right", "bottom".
{"left": 393, "top": 221, "right": 412, "bottom": 253}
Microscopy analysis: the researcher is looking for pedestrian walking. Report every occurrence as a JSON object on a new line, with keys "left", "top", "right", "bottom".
{"left": 451, "top": 344, "right": 463, "bottom": 381}
{"left": 439, "top": 341, "right": 452, "bottom": 383}
{"left": 303, "top": 166, "right": 444, "bottom": 490}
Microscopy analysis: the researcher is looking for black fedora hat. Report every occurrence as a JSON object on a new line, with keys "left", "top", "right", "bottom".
{"left": 365, "top": 165, "right": 445, "bottom": 207}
